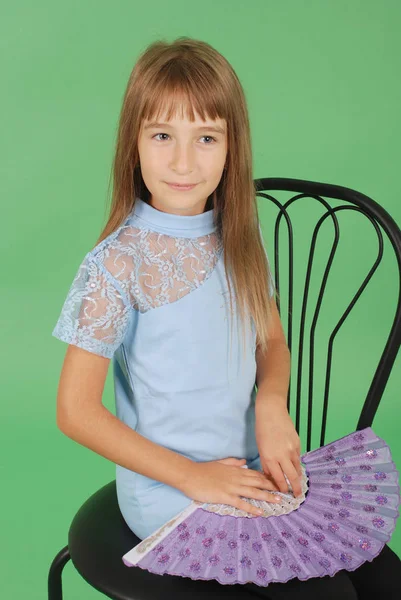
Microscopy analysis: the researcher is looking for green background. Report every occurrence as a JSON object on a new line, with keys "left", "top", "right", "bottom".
{"left": 2, "top": 1, "right": 401, "bottom": 598}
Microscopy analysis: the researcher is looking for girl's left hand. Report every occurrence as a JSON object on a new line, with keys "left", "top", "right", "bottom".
{"left": 255, "top": 400, "right": 303, "bottom": 498}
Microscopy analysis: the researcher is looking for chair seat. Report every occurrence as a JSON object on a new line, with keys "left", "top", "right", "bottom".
{"left": 68, "top": 480, "right": 257, "bottom": 600}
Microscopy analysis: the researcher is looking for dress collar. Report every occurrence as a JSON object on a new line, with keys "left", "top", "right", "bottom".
{"left": 129, "top": 197, "right": 217, "bottom": 237}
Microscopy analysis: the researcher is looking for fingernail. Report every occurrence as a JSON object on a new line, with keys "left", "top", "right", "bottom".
{"left": 274, "top": 496, "right": 281, "bottom": 502}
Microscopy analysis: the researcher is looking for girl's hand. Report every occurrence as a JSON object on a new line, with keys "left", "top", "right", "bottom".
{"left": 255, "top": 401, "right": 303, "bottom": 497}
{"left": 178, "top": 457, "right": 283, "bottom": 516}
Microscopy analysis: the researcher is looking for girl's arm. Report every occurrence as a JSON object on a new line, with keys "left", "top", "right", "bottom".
{"left": 254, "top": 298, "right": 303, "bottom": 497}
{"left": 56, "top": 344, "right": 194, "bottom": 490}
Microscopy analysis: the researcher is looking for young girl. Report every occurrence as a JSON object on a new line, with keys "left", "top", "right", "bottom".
{"left": 52, "top": 37, "right": 401, "bottom": 599}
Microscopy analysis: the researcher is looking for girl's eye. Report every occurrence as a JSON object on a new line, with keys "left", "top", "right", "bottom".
{"left": 153, "top": 133, "right": 217, "bottom": 144}
{"left": 201, "top": 136, "right": 217, "bottom": 144}
{"left": 153, "top": 133, "right": 169, "bottom": 141}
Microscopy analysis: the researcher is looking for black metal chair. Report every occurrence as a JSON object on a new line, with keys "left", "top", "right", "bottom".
{"left": 48, "top": 177, "right": 401, "bottom": 599}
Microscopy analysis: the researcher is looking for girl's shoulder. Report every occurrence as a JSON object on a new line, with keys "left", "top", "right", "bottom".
{"left": 89, "top": 214, "right": 136, "bottom": 261}
{"left": 84, "top": 216, "right": 144, "bottom": 305}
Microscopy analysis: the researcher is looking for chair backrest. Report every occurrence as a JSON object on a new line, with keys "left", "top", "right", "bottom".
{"left": 255, "top": 177, "right": 401, "bottom": 452}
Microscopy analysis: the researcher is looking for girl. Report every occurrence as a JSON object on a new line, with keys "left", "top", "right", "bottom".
{"left": 52, "top": 37, "right": 401, "bottom": 599}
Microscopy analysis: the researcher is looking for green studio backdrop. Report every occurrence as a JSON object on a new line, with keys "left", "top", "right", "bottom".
{"left": 1, "top": 1, "right": 401, "bottom": 598}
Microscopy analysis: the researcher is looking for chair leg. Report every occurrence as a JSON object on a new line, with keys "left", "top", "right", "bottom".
{"left": 48, "top": 545, "right": 71, "bottom": 600}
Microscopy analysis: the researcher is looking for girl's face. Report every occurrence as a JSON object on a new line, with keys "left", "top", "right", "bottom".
{"left": 137, "top": 109, "right": 227, "bottom": 216}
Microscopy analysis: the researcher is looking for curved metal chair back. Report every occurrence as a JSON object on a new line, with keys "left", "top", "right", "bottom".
{"left": 255, "top": 177, "right": 401, "bottom": 452}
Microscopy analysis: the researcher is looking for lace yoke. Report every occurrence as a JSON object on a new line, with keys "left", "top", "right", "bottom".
{"left": 52, "top": 217, "right": 223, "bottom": 358}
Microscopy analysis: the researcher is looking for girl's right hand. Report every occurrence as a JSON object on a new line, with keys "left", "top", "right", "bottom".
{"left": 178, "top": 457, "right": 283, "bottom": 517}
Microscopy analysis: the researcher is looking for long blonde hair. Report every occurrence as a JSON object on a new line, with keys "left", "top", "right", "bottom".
{"left": 94, "top": 36, "right": 275, "bottom": 355}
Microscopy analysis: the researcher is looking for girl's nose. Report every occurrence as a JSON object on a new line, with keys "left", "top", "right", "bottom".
{"left": 170, "top": 144, "right": 195, "bottom": 171}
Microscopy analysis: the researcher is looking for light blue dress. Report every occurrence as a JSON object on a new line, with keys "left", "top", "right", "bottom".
{"left": 52, "top": 198, "right": 274, "bottom": 539}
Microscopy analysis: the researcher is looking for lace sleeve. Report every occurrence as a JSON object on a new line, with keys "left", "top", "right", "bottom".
{"left": 258, "top": 223, "right": 275, "bottom": 298}
{"left": 52, "top": 252, "right": 133, "bottom": 359}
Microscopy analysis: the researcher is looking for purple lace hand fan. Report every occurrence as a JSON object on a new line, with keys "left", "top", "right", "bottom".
{"left": 122, "top": 427, "right": 400, "bottom": 587}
